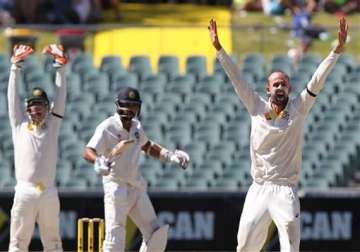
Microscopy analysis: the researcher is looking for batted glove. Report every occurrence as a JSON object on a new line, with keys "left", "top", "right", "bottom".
{"left": 94, "top": 155, "right": 114, "bottom": 176}
{"left": 42, "top": 44, "right": 68, "bottom": 67}
{"left": 168, "top": 150, "right": 190, "bottom": 169}
{"left": 11, "top": 45, "right": 34, "bottom": 65}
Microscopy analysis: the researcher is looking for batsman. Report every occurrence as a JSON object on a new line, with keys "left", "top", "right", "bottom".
{"left": 209, "top": 17, "right": 348, "bottom": 252}
{"left": 83, "top": 86, "right": 190, "bottom": 252}
{"left": 7, "top": 44, "right": 68, "bottom": 251}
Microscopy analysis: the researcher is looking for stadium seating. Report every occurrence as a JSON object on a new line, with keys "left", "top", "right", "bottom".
{"left": 158, "top": 55, "right": 179, "bottom": 81}
{"left": 129, "top": 55, "right": 152, "bottom": 81}
{"left": 186, "top": 55, "right": 207, "bottom": 81}
{"left": 0, "top": 51, "right": 359, "bottom": 191}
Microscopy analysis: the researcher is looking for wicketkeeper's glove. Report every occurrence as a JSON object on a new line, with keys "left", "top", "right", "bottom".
{"left": 42, "top": 44, "right": 68, "bottom": 67}
{"left": 11, "top": 45, "right": 34, "bottom": 66}
{"left": 167, "top": 150, "right": 190, "bottom": 169}
{"left": 94, "top": 155, "right": 114, "bottom": 176}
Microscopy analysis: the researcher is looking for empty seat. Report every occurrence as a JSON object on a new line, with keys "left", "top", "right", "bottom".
{"left": 200, "top": 113, "right": 227, "bottom": 128}
{"left": 186, "top": 55, "right": 207, "bottom": 81}
{"left": 141, "top": 74, "right": 167, "bottom": 88}
{"left": 74, "top": 160, "right": 101, "bottom": 185}
{"left": 172, "top": 112, "right": 197, "bottom": 125}
{"left": 1, "top": 177, "right": 16, "bottom": 188}
{"left": 66, "top": 73, "right": 81, "bottom": 99}
{"left": 206, "top": 150, "right": 233, "bottom": 167}
{"left": 154, "top": 179, "right": 180, "bottom": 190}
{"left": 62, "top": 178, "right": 89, "bottom": 189}
{"left": 71, "top": 53, "right": 94, "bottom": 73}
{"left": 142, "top": 169, "right": 159, "bottom": 187}
{"left": 196, "top": 80, "right": 222, "bottom": 96}
{"left": 100, "top": 55, "right": 125, "bottom": 75}
{"left": 155, "top": 93, "right": 182, "bottom": 109}
{"left": 56, "top": 160, "right": 73, "bottom": 185}
{"left": 183, "top": 177, "right": 209, "bottom": 190}
{"left": 271, "top": 62, "right": 292, "bottom": 76}
{"left": 208, "top": 142, "right": 236, "bottom": 159}
{"left": 210, "top": 103, "right": 235, "bottom": 118}
{"left": 161, "top": 165, "right": 186, "bottom": 183}
{"left": 185, "top": 92, "right": 212, "bottom": 107}
{"left": 213, "top": 177, "right": 240, "bottom": 189}
{"left": 143, "top": 126, "right": 163, "bottom": 142}
{"left": 299, "top": 53, "right": 321, "bottom": 66}
{"left": 0, "top": 161, "right": 12, "bottom": 184}
{"left": 158, "top": 55, "right": 179, "bottom": 81}
{"left": 242, "top": 54, "right": 266, "bottom": 81}
{"left": 181, "top": 102, "right": 207, "bottom": 119}
{"left": 83, "top": 73, "right": 110, "bottom": 99}
{"left": 111, "top": 72, "right": 138, "bottom": 91}
{"left": 222, "top": 166, "right": 251, "bottom": 187}
{"left": 194, "top": 123, "right": 221, "bottom": 147}
{"left": 215, "top": 92, "right": 241, "bottom": 108}
{"left": 243, "top": 53, "right": 265, "bottom": 67}
{"left": 129, "top": 55, "right": 152, "bottom": 81}
{"left": 224, "top": 124, "right": 250, "bottom": 145}
{"left": 165, "top": 124, "right": 192, "bottom": 147}
{"left": 166, "top": 75, "right": 195, "bottom": 95}
{"left": 140, "top": 158, "right": 163, "bottom": 177}
{"left": 61, "top": 142, "right": 84, "bottom": 163}
{"left": 24, "top": 67, "right": 46, "bottom": 83}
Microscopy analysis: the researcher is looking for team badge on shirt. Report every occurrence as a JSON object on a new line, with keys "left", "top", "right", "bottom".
{"left": 279, "top": 110, "right": 289, "bottom": 120}
{"left": 264, "top": 112, "right": 272, "bottom": 120}
{"left": 134, "top": 131, "right": 140, "bottom": 140}
{"left": 27, "top": 122, "right": 47, "bottom": 131}
{"left": 263, "top": 110, "right": 289, "bottom": 121}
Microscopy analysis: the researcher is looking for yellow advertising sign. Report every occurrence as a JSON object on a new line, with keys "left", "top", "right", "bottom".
{"left": 93, "top": 26, "right": 231, "bottom": 74}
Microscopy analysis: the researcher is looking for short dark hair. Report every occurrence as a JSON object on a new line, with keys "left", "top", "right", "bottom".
{"left": 267, "top": 70, "right": 290, "bottom": 83}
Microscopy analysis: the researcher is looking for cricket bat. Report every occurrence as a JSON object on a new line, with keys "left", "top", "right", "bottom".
{"left": 107, "top": 139, "right": 135, "bottom": 162}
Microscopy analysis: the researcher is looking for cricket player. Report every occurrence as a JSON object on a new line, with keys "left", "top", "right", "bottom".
{"left": 83, "top": 86, "right": 190, "bottom": 252}
{"left": 208, "top": 17, "right": 348, "bottom": 252}
{"left": 8, "top": 44, "right": 68, "bottom": 252}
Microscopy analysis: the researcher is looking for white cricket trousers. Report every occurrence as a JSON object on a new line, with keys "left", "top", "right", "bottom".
{"left": 103, "top": 181, "right": 159, "bottom": 252}
{"left": 237, "top": 182, "right": 300, "bottom": 252}
{"left": 8, "top": 182, "right": 63, "bottom": 252}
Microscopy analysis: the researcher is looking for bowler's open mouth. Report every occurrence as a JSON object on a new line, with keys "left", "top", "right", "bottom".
{"left": 276, "top": 90, "right": 285, "bottom": 97}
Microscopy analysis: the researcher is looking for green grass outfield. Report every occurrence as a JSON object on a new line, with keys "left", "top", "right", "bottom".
{"left": 91, "top": 3, "right": 360, "bottom": 62}
{"left": 0, "top": 3, "right": 358, "bottom": 63}
{"left": 231, "top": 12, "right": 359, "bottom": 62}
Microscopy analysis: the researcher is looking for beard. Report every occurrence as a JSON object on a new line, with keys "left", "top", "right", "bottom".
{"left": 272, "top": 94, "right": 287, "bottom": 104}
{"left": 269, "top": 90, "right": 289, "bottom": 107}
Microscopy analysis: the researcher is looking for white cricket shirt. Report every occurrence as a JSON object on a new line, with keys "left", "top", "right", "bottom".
{"left": 217, "top": 49, "right": 339, "bottom": 185}
{"left": 8, "top": 65, "right": 67, "bottom": 187}
{"left": 87, "top": 114, "right": 149, "bottom": 189}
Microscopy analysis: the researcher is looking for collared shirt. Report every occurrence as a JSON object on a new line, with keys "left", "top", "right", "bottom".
{"left": 8, "top": 65, "right": 67, "bottom": 187}
{"left": 217, "top": 48, "right": 339, "bottom": 185}
{"left": 87, "top": 114, "right": 148, "bottom": 189}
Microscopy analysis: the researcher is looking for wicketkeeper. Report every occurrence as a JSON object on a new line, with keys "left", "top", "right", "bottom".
{"left": 8, "top": 44, "right": 68, "bottom": 252}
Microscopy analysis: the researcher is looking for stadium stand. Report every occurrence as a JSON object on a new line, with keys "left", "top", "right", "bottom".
{"left": 0, "top": 51, "right": 359, "bottom": 190}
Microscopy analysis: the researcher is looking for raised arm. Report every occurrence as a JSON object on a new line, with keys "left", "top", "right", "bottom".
{"left": 8, "top": 45, "right": 34, "bottom": 127}
{"left": 297, "top": 17, "right": 348, "bottom": 114}
{"left": 52, "top": 67, "right": 67, "bottom": 117}
{"left": 208, "top": 18, "right": 262, "bottom": 115}
{"left": 42, "top": 44, "right": 68, "bottom": 118}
